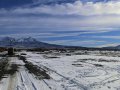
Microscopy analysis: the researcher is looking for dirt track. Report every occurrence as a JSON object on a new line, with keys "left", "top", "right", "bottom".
{"left": 0, "top": 57, "right": 52, "bottom": 90}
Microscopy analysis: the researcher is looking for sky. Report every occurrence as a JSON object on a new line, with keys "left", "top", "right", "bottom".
{"left": 0, "top": 0, "right": 120, "bottom": 47}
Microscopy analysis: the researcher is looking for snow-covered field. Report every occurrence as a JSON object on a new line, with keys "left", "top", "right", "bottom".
{"left": 1, "top": 50, "right": 120, "bottom": 90}
{"left": 24, "top": 50, "right": 120, "bottom": 90}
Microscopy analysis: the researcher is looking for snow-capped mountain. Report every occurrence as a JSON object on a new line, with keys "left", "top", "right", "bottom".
{"left": 17, "top": 37, "right": 38, "bottom": 43}
{"left": 0, "top": 37, "right": 64, "bottom": 48}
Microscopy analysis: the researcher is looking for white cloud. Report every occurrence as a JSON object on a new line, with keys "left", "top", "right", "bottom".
{"left": 0, "top": 14, "right": 120, "bottom": 32}
{"left": 91, "top": 35, "right": 120, "bottom": 39}
{"left": 44, "top": 39, "right": 106, "bottom": 47}
{"left": 1, "top": 1, "right": 120, "bottom": 31}
{"left": 0, "top": 30, "right": 108, "bottom": 39}
{"left": 2, "top": 0, "right": 120, "bottom": 16}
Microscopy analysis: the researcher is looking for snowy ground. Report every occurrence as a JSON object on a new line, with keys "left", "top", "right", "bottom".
{"left": 1, "top": 50, "right": 120, "bottom": 90}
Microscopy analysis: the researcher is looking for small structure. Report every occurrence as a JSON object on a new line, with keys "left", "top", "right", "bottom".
{"left": 8, "top": 47, "right": 14, "bottom": 55}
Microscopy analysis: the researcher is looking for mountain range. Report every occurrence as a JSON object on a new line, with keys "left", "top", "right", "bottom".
{"left": 0, "top": 37, "right": 65, "bottom": 49}
{"left": 0, "top": 37, "right": 120, "bottom": 50}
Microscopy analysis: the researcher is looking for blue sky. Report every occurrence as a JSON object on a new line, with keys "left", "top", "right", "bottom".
{"left": 0, "top": 0, "right": 120, "bottom": 47}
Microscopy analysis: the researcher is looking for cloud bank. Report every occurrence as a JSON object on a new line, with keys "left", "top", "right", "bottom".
{"left": 1, "top": 0, "right": 120, "bottom": 15}
{"left": 0, "top": 0, "right": 120, "bottom": 46}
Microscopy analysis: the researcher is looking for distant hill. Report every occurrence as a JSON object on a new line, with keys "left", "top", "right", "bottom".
{"left": 102, "top": 45, "right": 120, "bottom": 50}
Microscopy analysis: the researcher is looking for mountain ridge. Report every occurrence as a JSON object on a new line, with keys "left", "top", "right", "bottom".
{"left": 0, "top": 37, "right": 64, "bottom": 49}
{"left": 1, "top": 37, "right": 120, "bottom": 50}
{"left": 103, "top": 45, "right": 120, "bottom": 50}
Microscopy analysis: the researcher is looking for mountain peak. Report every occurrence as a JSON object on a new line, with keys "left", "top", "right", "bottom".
{"left": 18, "top": 37, "right": 38, "bottom": 43}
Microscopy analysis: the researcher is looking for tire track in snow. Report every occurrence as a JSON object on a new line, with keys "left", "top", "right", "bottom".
{"left": 42, "top": 79, "right": 52, "bottom": 90}
{"left": 18, "top": 68, "right": 52, "bottom": 90}
{"left": 88, "top": 73, "right": 120, "bottom": 88}
{"left": 7, "top": 73, "right": 17, "bottom": 90}
{"left": 47, "top": 68, "right": 88, "bottom": 90}
{"left": 26, "top": 71, "right": 53, "bottom": 90}
{"left": 33, "top": 62, "right": 88, "bottom": 90}
{"left": 25, "top": 71, "right": 37, "bottom": 90}
{"left": 19, "top": 70, "right": 37, "bottom": 90}
{"left": 17, "top": 56, "right": 53, "bottom": 90}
